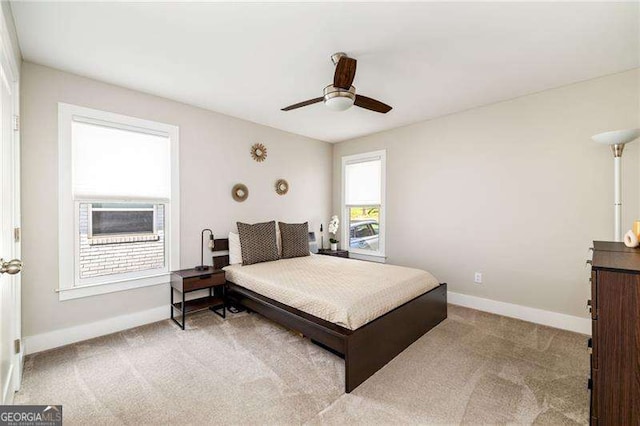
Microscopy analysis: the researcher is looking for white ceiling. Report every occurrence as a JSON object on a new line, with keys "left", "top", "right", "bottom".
{"left": 11, "top": 2, "right": 639, "bottom": 143}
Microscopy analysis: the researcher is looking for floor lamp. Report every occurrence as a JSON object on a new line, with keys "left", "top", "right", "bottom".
{"left": 592, "top": 128, "right": 640, "bottom": 241}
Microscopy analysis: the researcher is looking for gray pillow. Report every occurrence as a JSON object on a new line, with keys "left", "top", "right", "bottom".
{"left": 236, "top": 221, "right": 279, "bottom": 265}
{"left": 279, "top": 222, "right": 310, "bottom": 259}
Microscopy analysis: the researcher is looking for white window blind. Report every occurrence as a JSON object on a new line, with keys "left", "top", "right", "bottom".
{"left": 72, "top": 120, "right": 171, "bottom": 201}
{"left": 345, "top": 159, "right": 382, "bottom": 205}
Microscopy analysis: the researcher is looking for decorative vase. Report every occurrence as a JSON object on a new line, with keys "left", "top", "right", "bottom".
{"left": 330, "top": 243, "right": 338, "bottom": 251}
{"left": 624, "top": 230, "right": 639, "bottom": 248}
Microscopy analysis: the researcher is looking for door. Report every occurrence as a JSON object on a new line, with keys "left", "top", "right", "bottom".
{"left": 0, "top": 44, "right": 21, "bottom": 404}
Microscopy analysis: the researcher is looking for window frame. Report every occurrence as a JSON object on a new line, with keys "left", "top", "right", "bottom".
{"left": 341, "top": 150, "right": 386, "bottom": 261}
{"left": 58, "top": 103, "right": 180, "bottom": 301}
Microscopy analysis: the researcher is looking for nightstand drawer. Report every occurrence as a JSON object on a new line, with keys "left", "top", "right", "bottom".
{"left": 317, "top": 249, "right": 349, "bottom": 258}
{"left": 183, "top": 273, "right": 225, "bottom": 291}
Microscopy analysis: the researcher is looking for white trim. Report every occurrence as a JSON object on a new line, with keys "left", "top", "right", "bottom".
{"left": 72, "top": 115, "right": 171, "bottom": 138}
{"left": 24, "top": 291, "right": 590, "bottom": 354}
{"left": 1, "top": 364, "right": 14, "bottom": 404}
{"left": 58, "top": 103, "right": 180, "bottom": 300}
{"left": 349, "top": 252, "right": 386, "bottom": 263}
{"left": 341, "top": 150, "right": 386, "bottom": 257}
{"left": 23, "top": 305, "right": 170, "bottom": 355}
{"left": 0, "top": 13, "right": 21, "bottom": 401}
{"left": 0, "top": 5, "right": 19, "bottom": 85}
{"left": 12, "top": 79, "right": 21, "bottom": 396}
{"left": 58, "top": 273, "right": 170, "bottom": 301}
{"left": 59, "top": 103, "right": 178, "bottom": 137}
{"left": 448, "top": 291, "right": 591, "bottom": 335}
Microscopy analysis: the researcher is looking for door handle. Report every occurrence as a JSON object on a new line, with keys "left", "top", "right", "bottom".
{"left": 0, "top": 258, "right": 22, "bottom": 275}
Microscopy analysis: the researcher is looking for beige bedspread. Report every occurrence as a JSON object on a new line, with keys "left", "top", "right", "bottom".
{"left": 223, "top": 255, "right": 440, "bottom": 330}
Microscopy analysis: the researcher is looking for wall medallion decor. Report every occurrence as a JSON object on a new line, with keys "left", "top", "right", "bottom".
{"left": 275, "top": 179, "right": 289, "bottom": 195}
{"left": 250, "top": 143, "right": 267, "bottom": 162}
{"left": 232, "top": 184, "right": 249, "bottom": 202}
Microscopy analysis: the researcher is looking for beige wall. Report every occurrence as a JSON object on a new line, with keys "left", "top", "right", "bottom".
{"left": 20, "top": 60, "right": 640, "bottom": 338}
{"left": 21, "top": 61, "right": 332, "bottom": 338}
{"left": 333, "top": 69, "right": 640, "bottom": 318}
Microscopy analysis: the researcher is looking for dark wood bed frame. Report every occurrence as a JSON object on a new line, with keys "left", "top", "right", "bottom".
{"left": 212, "top": 238, "right": 448, "bottom": 393}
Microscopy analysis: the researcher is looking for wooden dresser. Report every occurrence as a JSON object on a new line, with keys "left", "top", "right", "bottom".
{"left": 588, "top": 241, "right": 640, "bottom": 425}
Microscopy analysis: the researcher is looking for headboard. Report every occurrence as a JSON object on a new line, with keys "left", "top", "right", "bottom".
{"left": 212, "top": 231, "right": 318, "bottom": 270}
{"left": 211, "top": 238, "right": 230, "bottom": 270}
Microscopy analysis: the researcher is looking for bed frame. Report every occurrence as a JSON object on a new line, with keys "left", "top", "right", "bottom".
{"left": 212, "top": 238, "right": 448, "bottom": 393}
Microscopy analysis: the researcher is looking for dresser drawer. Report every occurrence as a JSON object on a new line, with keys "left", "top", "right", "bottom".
{"left": 590, "top": 271, "right": 597, "bottom": 320}
{"left": 591, "top": 320, "right": 598, "bottom": 369}
{"left": 183, "top": 273, "right": 225, "bottom": 291}
{"left": 589, "top": 368, "right": 598, "bottom": 421}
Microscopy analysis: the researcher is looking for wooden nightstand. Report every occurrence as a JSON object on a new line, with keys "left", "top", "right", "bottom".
{"left": 170, "top": 268, "right": 226, "bottom": 329}
{"left": 317, "top": 249, "right": 349, "bottom": 258}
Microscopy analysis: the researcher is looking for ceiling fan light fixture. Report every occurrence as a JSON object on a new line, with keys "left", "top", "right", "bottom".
{"left": 323, "top": 85, "right": 355, "bottom": 111}
{"left": 325, "top": 96, "right": 354, "bottom": 111}
{"left": 281, "top": 55, "right": 391, "bottom": 114}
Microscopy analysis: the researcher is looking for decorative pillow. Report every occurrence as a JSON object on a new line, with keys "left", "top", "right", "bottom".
{"left": 229, "top": 228, "right": 277, "bottom": 264}
{"left": 228, "top": 232, "right": 242, "bottom": 265}
{"left": 236, "top": 221, "right": 279, "bottom": 265}
{"left": 279, "top": 222, "right": 310, "bottom": 259}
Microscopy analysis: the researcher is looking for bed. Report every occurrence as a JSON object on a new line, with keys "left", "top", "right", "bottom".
{"left": 213, "top": 238, "right": 448, "bottom": 393}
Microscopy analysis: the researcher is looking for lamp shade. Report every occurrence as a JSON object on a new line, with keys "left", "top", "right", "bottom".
{"left": 592, "top": 128, "right": 640, "bottom": 146}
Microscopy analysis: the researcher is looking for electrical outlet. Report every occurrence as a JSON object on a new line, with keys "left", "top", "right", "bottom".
{"left": 474, "top": 272, "right": 482, "bottom": 284}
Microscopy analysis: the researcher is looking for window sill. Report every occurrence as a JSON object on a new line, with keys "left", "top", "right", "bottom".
{"left": 349, "top": 252, "right": 386, "bottom": 263}
{"left": 58, "top": 273, "right": 170, "bottom": 301}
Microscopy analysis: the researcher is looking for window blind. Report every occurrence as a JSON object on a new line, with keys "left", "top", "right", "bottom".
{"left": 345, "top": 158, "right": 382, "bottom": 205}
{"left": 72, "top": 120, "right": 171, "bottom": 201}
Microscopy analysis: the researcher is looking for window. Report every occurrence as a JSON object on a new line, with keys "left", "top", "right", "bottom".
{"left": 58, "top": 104, "right": 179, "bottom": 300}
{"left": 342, "top": 150, "right": 386, "bottom": 259}
{"left": 89, "top": 203, "right": 157, "bottom": 238}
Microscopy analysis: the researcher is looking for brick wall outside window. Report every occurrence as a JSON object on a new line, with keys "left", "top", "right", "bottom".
{"left": 78, "top": 204, "right": 165, "bottom": 279}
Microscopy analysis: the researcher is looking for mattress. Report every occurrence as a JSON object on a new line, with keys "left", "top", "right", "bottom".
{"left": 223, "top": 255, "right": 440, "bottom": 330}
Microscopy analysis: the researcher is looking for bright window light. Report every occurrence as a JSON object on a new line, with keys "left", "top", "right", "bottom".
{"left": 72, "top": 120, "right": 171, "bottom": 201}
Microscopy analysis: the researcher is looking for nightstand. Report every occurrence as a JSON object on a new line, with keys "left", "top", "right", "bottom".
{"left": 170, "top": 268, "right": 226, "bottom": 329}
{"left": 317, "top": 248, "right": 349, "bottom": 258}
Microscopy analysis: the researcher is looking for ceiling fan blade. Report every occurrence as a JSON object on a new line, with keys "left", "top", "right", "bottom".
{"left": 281, "top": 97, "right": 323, "bottom": 111}
{"left": 354, "top": 95, "right": 392, "bottom": 113}
{"left": 333, "top": 57, "right": 357, "bottom": 89}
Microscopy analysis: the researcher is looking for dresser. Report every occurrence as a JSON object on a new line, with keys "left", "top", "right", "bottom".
{"left": 588, "top": 241, "right": 640, "bottom": 425}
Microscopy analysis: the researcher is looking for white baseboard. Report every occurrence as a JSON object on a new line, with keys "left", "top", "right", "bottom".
{"left": 447, "top": 291, "right": 591, "bottom": 335}
{"left": 2, "top": 364, "right": 14, "bottom": 404}
{"left": 23, "top": 306, "right": 169, "bottom": 355}
{"left": 23, "top": 292, "right": 590, "bottom": 355}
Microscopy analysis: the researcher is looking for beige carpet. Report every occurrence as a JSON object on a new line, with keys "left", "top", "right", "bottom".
{"left": 15, "top": 305, "right": 589, "bottom": 425}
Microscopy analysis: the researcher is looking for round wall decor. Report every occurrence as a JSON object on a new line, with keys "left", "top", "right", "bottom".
{"left": 250, "top": 143, "right": 267, "bottom": 162}
{"left": 232, "top": 183, "right": 249, "bottom": 202}
{"left": 275, "top": 179, "right": 289, "bottom": 195}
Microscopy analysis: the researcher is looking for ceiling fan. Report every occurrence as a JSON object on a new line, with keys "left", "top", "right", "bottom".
{"left": 281, "top": 52, "right": 392, "bottom": 114}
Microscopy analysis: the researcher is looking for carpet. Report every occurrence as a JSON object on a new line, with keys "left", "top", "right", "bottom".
{"left": 15, "top": 304, "right": 589, "bottom": 425}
